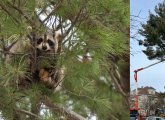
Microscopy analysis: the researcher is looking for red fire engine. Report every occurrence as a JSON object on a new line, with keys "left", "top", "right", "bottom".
{"left": 130, "top": 60, "right": 165, "bottom": 120}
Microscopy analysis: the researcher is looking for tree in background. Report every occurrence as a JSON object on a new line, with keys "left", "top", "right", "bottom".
{"left": 157, "top": 92, "right": 165, "bottom": 108}
{"left": 0, "top": 0, "right": 129, "bottom": 120}
{"left": 139, "top": 1, "right": 165, "bottom": 60}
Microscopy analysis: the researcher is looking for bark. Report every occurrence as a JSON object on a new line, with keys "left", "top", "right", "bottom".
{"left": 42, "top": 96, "right": 87, "bottom": 120}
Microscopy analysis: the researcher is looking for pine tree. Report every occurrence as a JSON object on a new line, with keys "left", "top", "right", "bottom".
{"left": 139, "top": 1, "right": 165, "bottom": 60}
{"left": 0, "top": 0, "right": 129, "bottom": 120}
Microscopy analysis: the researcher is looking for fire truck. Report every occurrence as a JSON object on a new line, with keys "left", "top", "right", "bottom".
{"left": 130, "top": 60, "right": 165, "bottom": 120}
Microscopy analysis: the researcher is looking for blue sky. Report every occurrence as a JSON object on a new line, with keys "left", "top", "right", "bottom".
{"left": 130, "top": 0, "right": 165, "bottom": 92}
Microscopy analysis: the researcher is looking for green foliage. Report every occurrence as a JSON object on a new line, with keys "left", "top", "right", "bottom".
{"left": 0, "top": 0, "right": 129, "bottom": 120}
{"left": 139, "top": 1, "right": 165, "bottom": 60}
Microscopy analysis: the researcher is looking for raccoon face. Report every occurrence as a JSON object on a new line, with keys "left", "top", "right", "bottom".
{"left": 36, "top": 37, "right": 55, "bottom": 52}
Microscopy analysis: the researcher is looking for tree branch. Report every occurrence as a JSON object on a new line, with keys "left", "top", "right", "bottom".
{"left": 6, "top": 1, "right": 34, "bottom": 25}
{"left": 16, "top": 109, "right": 40, "bottom": 118}
{"left": 109, "top": 65, "right": 129, "bottom": 106}
{"left": 0, "top": 2, "right": 20, "bottom": 24}
{"left": 62, "top": 6, "right": 84, "bottom": 39}
{"left": 42, "top": 0, "right": 64, "bottom": 24}
{"left": 42, "top": 96, "right": 87, "bottom": 120}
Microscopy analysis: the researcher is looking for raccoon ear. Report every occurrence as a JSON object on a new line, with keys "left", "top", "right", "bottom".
{"left": 55, "top": 32, "right": 62, "bottom": 42}
{"left": 27, "top": 26, "right": 32, "bottom": 31}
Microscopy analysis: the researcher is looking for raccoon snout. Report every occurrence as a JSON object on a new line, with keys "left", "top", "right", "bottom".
{"left": 42, "top": 46, "right": 47, "bottom": 50}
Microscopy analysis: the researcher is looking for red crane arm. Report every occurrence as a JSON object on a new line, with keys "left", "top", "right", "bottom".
{"left": 133, "top": 59, "right": 165, "bottom": 110}
{"left": 134, "top": 59, "right": 165, "bottom": 74}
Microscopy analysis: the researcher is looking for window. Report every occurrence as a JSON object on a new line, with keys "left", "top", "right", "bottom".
{"left": 156, "top": 118, "right": 161, "bottom": 120}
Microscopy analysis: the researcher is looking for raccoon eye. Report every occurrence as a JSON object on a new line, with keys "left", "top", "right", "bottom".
{"left": 47, "top": 39, "right": 54, "bottom": 47}
{"left": 37, "top": 38, "right": 43, "bottom": 44}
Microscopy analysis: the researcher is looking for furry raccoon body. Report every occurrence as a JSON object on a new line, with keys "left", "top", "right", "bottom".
{"left": 5, "top": 32, "right": 64, "bottom": 91}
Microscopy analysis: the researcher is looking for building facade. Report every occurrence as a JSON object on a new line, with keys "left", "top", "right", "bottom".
{"left": 130, "top": 86, "right": 158, "bottom": 116}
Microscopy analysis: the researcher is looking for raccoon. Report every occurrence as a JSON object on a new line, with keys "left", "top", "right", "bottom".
{"left": 36, "top": 32, "right": 62, "bottom": 54}
{"left": 36, "top": 32, "right": 64, "bottom": 91}
{"left": 5, "top": 31, "right": 64, "bottom": 91}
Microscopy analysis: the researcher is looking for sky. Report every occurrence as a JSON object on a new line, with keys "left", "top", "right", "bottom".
{"left": 130, "top": 0, "right": 165, "bottom": 92}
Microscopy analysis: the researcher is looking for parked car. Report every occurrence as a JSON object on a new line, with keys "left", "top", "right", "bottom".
{"left": 155, "top": 109, "right": 165, "bottom": 118}
{"left": 130, "top": 109, "right": 138, "bottom": 120}
{"left": 146, "top": 116, "right": 165, "bottom": 120}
